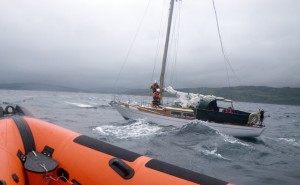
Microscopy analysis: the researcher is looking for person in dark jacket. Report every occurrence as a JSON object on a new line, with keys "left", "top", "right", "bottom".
{"left": 259, "top": 110, "right": 265, "bottom": 126}
{"left": 150, "top": 81, "right": 160, "bottom": 93}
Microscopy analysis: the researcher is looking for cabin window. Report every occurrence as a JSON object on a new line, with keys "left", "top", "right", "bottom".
{"left": 171, "top": 111, "right": 181, "bottom": 117}
{"left": 183, "top": 112, "right": 195, "bottom": 118}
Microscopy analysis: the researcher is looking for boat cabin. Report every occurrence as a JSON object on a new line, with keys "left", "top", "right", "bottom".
{"left": 196, "top": 97, "right": 250, "bottom": 125}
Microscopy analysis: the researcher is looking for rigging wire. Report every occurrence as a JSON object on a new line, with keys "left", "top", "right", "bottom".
{"left": 170, "top": 0, "right": 182, "bottom": 87}
{"left": 164, "top": 1, "right": 178, "bottom": 104}
{"left": 165, "top": 4, "right": 176, "bottom": 87}
{"left": 151, "top": 0, "right": 168, "bottom": 84}
{"left": 211, "top": 0, "right": 242, "bottom": 87}
{"left": 113, "top": 0, "right": 152, "bottom": 89}
{"left": 211, "top": 0, "right": 231, "bottom": 88}
{"left": 151, "top": 0, "right": 182, "bottom": 91}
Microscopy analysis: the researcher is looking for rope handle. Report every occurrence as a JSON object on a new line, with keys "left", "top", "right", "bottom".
{"left": 44, "top": 174, "right": 73, "bottom": 185}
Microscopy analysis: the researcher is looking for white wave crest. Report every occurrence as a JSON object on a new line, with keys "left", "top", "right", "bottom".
{"left": 93, "top": 120, "right": 163, "bottom": 139}
{"left": 65, "top": 101, "right": 94, "bottom": 108}
{"left": 220, "top": 132, "right": 252, "bottom": 148}
{"left": 186, "top": 120, "right": 218, "bottom": 131}
{"left": 278, "top": 138, "right": 300, "bottom": 147}
{"left": 201, "top": 148, "right": 231, "bottom": 161}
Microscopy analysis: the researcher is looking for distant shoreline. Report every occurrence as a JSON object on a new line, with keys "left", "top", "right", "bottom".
{"left": 122, "top": 86, "right": 300, "bottom": 106}
{"left": 0, "top": 83, "right": 299, "bottom": 106}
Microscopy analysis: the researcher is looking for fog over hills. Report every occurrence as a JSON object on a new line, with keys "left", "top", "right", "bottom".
{"left": 1, "top": 83, "right": 299, "bottom": 106}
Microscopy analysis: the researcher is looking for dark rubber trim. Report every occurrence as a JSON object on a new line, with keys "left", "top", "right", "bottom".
{"left": 15, "top": 105, "right": 33, "bottom": 117}
{"left": 73, "top": 135, "right": 141, "bottom": 162}
{"left": 12, "top": 116, "right": 36, "bottom": 154}
{"left": 0, "top": 180, "right": 7, "bottom": 185}
{"left": 71, "top": 179, "right": 81, "bottom": 185}
{"left": 145, "top": 159, "right": 228, "bottom": 185}
{"left": 0, "top": 106, "right": 4, "bottom": 117}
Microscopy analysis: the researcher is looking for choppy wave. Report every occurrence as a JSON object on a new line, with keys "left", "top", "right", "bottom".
{"left": 65, "top": 101, "right": 94, "bottom": 108}
{"left": 64, "top": 101, "right": 110, "bottom": 109}
{"left": 2, "top": 96, "right": 35, "bottom": 104}
{"left": 2, "top": 90, "right": 300, "bottom": 185}
{"left": 93, "top": 119, "right": 166, "bottom": 139}
{"left": 179, "top": 122, "right": 252, "bottom": 148}
{"left": 178, "top": 121, "right": 218, "bottom": 135}
{"left": 219, "top": 132, "right": 252, "bottom": 148}
{"left": 278, "top": 138, "right": 300, "bottom": 147}
{"left": 263, "top": 136, "right": 300, "bottom": 148}
{"left": 200, "top": 147, "right": 231, "bottom": 161}
{"left": 195, "top": 122, "right": 253, "bottom": 148}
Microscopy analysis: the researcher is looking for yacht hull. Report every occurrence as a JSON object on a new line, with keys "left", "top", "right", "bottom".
{"left": 113, "top": 103, "right": 266, "bottom": 138}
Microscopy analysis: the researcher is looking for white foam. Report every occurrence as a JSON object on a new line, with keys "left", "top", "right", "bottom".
{"left": 94, "top": 127, "right": 107, "bottom": 136}
{"left": 278, "top": 138, "right": 300, "bottom": 147}
{"left": 220, "top": 132, "right": 252, "bottom": 148}
{"left": 65, "top": 101, "right": 94, "bottom": 108}
{"left": 93, "top": 119, "right": 163, "bottom": 139}
{"left": 201, "top": 148, "right": 231, "bottom": 161}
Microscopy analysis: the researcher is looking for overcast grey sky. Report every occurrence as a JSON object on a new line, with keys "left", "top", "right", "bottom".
{"left": 0, "top": 0, "right": 299, "bottom": 91}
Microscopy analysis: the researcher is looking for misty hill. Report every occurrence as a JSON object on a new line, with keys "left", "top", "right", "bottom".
{"left": 0, "top": 83, "right": 86, "bottom": 92}
{"left": 1, "top": 83, "right": 299, "bottom": 106}
{"left": 123, "top": 86, "right": 300, "bottom": 106}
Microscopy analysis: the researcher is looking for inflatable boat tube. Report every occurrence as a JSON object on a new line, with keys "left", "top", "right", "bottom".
{"left": 0, "top": 105, "right": 234, "bottom": 185}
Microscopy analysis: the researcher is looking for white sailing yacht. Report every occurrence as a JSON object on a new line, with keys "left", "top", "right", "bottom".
{"left": 112, "top": 0, "right": 266, "bottom": 138}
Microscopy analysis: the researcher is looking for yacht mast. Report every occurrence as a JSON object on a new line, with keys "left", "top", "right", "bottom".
{"left": 159, "top": 0, "right": 175, "bottom": 99}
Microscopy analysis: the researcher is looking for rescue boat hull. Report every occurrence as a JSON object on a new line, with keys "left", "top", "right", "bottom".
{"left": 0, "top": 105, "right": 232, "bottom": 185}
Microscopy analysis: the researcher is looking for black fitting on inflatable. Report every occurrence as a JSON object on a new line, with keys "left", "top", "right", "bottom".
{"left": 0, "top": 180, "right": 7, "bottom": 185}
{"left": 0, "top": 105, "right": 33, "bottom": 117}
{"left": 0, "top": 107, "right": 3, "bottom": 117}
{"left": 57, "top": 168, "right": 69, "bottom": 182}
{"left": 11, "top": 173, "right": 19, "bottom": 183}
{"left": 17, "top": 150, "right": 26, "bottom": 163}
{"left": 5, "top": 105, "right": 15, "bottom": 114}
{"left": 72, "top": 179, "right": 81, "bottom": 185}
{"left": 42, "top": 145, "right": 55, "bottom": 157}
{"left": 109, "top": 158, "right": 135, "bottom": 179}
{"left": 24, "top": 151, "right": 58, "bottom": 174}
{"left": 15, "top": 105, "right": 33, "bottom": 117}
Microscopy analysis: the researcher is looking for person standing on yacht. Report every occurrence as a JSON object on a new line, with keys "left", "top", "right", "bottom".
{"left": 152, "top": 88, "right": 161, "bottom": 107}
{"left": 150, "top": 81, "right": 160, "bottom": 93}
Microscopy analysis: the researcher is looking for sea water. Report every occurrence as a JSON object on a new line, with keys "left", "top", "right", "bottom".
{"left": 1, "top": 90, "right": 299, "bottom": 185}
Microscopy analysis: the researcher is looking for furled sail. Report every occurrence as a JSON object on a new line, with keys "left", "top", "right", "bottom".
{"left": 164, "top": 86, "right": 228, "bottom": 108}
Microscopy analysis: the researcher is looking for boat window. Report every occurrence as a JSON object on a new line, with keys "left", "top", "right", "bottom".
{"left": 217, "top": 101, "right": 231, "bottom": 109}
{"left": 183, "top": 112, "right": 194, "bottom": 118}
{"left": 171, "top": 111, "right": 181, "bottom": 117}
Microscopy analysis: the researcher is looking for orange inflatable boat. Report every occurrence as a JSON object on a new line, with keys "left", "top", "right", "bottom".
{"left": 0, "top": 105, "right": 234, "bottom": 185}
